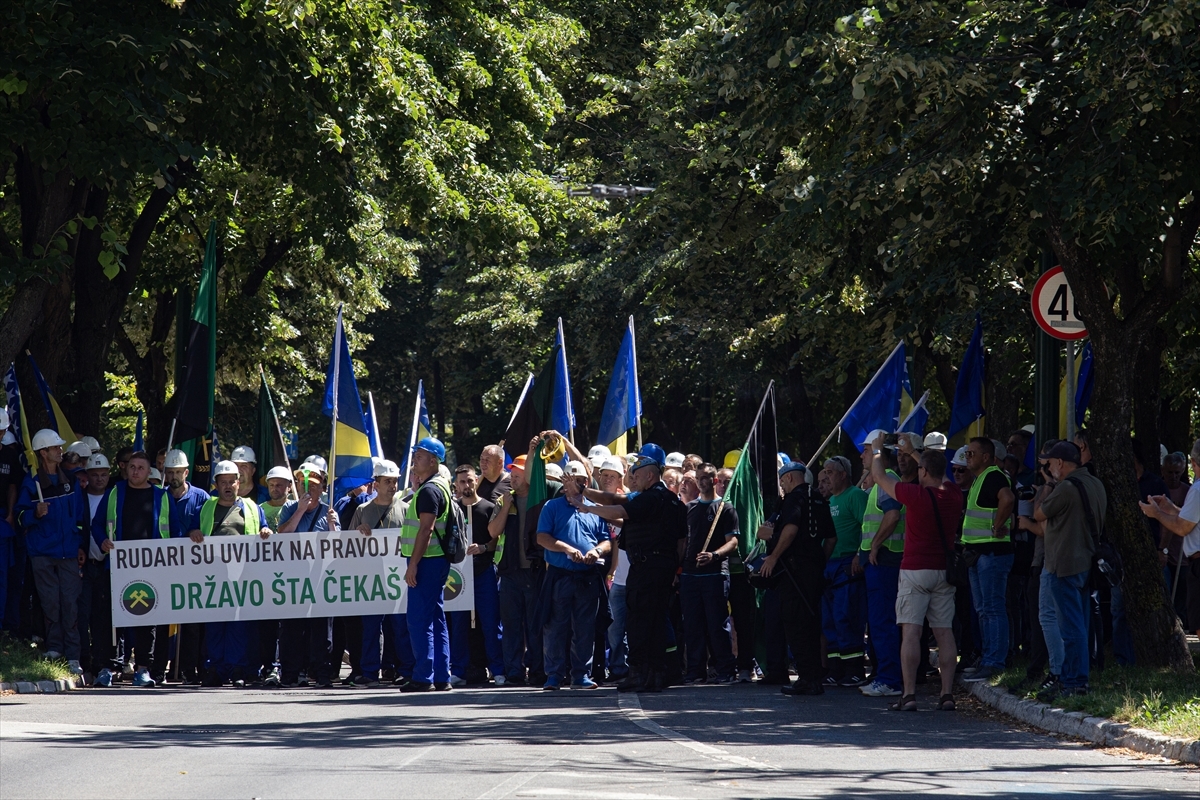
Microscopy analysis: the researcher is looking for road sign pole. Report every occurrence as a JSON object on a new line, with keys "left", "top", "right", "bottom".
{"left": 1034, "top": 251, "right": 1060, "bottom": 452}
{"left": 1065, "top": 339, "right": 1076, "bottom": 442}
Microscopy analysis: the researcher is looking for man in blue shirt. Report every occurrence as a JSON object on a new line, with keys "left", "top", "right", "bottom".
{"left": 536, "top": 461, "right": 610, "bottom": 690}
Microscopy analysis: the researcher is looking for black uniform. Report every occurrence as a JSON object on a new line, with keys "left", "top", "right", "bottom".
{"left": 770, "top": 483, "right": 836, "bottom": 689}
{"left": 619, "top": 481, "right": 686, "bottom": 689}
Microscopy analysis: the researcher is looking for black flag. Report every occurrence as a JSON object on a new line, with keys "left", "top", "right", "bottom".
{"left": 504, "top": 346, "right": 559, "bottom": 460}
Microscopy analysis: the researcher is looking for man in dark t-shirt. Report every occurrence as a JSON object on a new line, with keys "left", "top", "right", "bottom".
{"left": 679, "top": 463, "right": 739, "bottom": 683}
{"left": 450, "top": 465, "right": 501, "bottom": 684}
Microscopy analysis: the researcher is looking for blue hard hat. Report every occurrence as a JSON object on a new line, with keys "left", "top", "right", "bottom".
{"left": 637, "top": 443, "right": 666, "bottom": 466}
{"left": 414, "top": 436, "right": 446, "bottom": 462}
{"left": 778, "top": 451, "right": 791, "bottom": 464}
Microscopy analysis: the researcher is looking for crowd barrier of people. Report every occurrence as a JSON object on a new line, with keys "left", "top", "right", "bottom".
{"left": 1, "top": 408, "right": 1197, "bottom": 710}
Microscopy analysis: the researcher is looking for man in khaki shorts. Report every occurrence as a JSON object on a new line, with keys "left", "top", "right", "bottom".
{"left": 869, "top": 435, "right": 965, "bottom": 711}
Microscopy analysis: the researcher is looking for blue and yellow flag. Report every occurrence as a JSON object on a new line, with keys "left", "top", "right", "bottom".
{"left": 322, "top": 307, "right": 374, "bottom": 496}
{"left": 897, "top": 390, "right": 930, "bottom": 435}
{"left": 1058, "top": 341, "right": 1094, "bottom": 439}
{"left": 399, "top": 380, "right": 432, "bottom": 487}
{"left": 597, "top": 316, "right": 642, "bottom": 455}
{"left": 552, "top": 318, "right": 576, "bottom": 437}
{"left": 4, "top": 363, "right": 36, "bottom": 469}
{"left": 839, "top": 342, "right": 907, "bottom": 452}
{"left": 948, "top": 316, "right": 986, "bottom": 446}
{"left": 25, "top": 352, "right": 78, "bottom": 444}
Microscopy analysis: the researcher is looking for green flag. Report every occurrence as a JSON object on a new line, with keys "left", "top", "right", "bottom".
{"left": 255, "top": 371, "right": 291, "bottom": 489}
{"left": 526, "top": 440, "right": 550, "bottom": 508}
{"left": 172, "top": 222, "right": 218, "bottom": 488}
{"left": 721, "top": 381, "right": 778, "bottom": 569}
{"left": 725, "top": 446, "right": 763, "bottom": 567}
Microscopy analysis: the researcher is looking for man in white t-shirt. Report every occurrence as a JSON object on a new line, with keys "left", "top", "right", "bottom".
{"left": 1139, "top": 439, "right": 1200, "bottom": 635}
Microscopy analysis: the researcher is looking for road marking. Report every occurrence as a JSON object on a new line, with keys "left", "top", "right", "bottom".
{"left": 617, "top": 693, "right": 779, "bottom": 771}
{"left": 476, "top": 750, "right": 561, "bottom": 800}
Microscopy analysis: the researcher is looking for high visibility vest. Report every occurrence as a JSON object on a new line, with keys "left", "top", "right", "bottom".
{"left": 401, "top": 475, "right": 451, "bottom": 558}
{"left": 198, "top": 497, "right": 261, "bottom": 536}
{"left": 860, "top": 471, "right": 905, "bottom": 553}
{"left": 106, "top": 484, "right": 171, "bottom": 540}
{"left": 962, "top": 465, "right": 1011, "bottom": 544}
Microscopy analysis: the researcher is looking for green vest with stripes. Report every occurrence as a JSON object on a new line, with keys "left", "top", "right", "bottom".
{"left": 105, "top": 486, "right": 171, "bottom": 540}
{"left": 401, "top": 475, "right": 451, "bottom": 558}
{"left": 961, "top": 465, "right": 1011, "bottom": 545}
{"left": 198, "top": 497, "right": 261, "bottom": 536}
{"left": 860, "top": 471, "right": 905, "bottom": 553}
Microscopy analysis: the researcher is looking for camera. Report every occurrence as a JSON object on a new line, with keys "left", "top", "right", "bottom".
{"left": 1016, "top": 485, "right": 1037, "bottom": 502}
{"left": 882, "top": 433, "right": 899, "bottom": 446}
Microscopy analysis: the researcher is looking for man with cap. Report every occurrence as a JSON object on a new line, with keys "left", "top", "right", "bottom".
{"left": 820, "top": 455, "right": 869, "bottom": 687}
{"left": 758, "top": 460, "right": 837, "bottom": 696}
{"left": 447, "top": 463, "right": 499, "bottom": 686}
{"left": 536, "top": 460, "right": 610, "bottom": 689}
{"left": 15, "top": 429, "right": 87, "bottom": 675}
{"left": 183, "top": 460, "right": 272, "bottom": 687}
{"left": 679, "top": 462, "right": 739, "bottom": 685}
{"left": 1034, "top": 441, "right": 1104, "bottom": 698}
{"left": 399, "top": 436, "right": 455, "bottom": 692}
{"left": 570, "top": 443, "right": 685, "bottom": 692}
{"left": 259, "top": 466, "right": 295, "bottom": 530}
{"left": 77, "top": 452, "right": 115, "bottom": 683}
{"left": 0, "top": 408, "right": 20, "bottom": 632}
{"left": 275, "top": 458, "right": 339, "bottom": 687}
{"left": 93, "top": 450, "right": 173, "bottom": 686}
{"left": 492, "top": 439, "right": 561, "bottom": 686}
{"left": 586, "top": 445, "right": 612, "bottom": 475}
{"left": 852, "top": 430, "right": 906, "bottom": 698}
{"left": 62, "top": 441, "right": 92, "bottom": 486}
{"left": 960, "top": 437, "right": 1015, "bottom": 683}
{"left": 230, "top": 446, "right": 269, "bottom": 503}
{"left": 353, "top": 458, "right": 416, "bottom": 687}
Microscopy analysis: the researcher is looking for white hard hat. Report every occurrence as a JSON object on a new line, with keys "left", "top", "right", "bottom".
{"left": 213, "top": 460, "right": 240, "bottom": 477}
{"left": 373, "top": 459, "right": 401, "bottom": 479}
{"left": 163, "top": 449, "right": 189, "bottom": 469}
{"left": 991, "top": 440, "right": 1008, "bottom": 461}
{"left": 587, "top": 444, "right": 611, "bottom": 461}
{"left": 564, "top": 460, "right": 588, "bottom": 477}
{"left": 1, "top": 430, "right": 15, "bottom": 446}
{"left": 859, "top": 429, "right": 890, "bottom": 447}
{"left": 545, "top": 463, "right": 564, "bottom": 479}
{"left": 665, "top": 451, "right": 686, "bottom": 468}
{"left": 1160, "top": 443, "right": 1168, "bottom": 464}
{"left": 265, "top": 466, "right": 293, "bottom": 482}
{"left": 231, "top": 445, "right": 256, "bottom": 464}
{"left": 599, "top": 456, "right": 625, "bottom": 475}
{"left": 32, "top": 428, "right": 67, "bottom": 451}
{"left": 898, "top": 432, "right": 924, "bottom": 451}
{"left": 0, "top": 407, "right": 9, "bottom": 429}
{"left": 86, "top": 453, "right": 111, "bottom": 471}
{"left": 148, "top": 468, "right": 162, "bottom": 482}
{"left": 951, "top": 446, "right": 969, "bottom": 467}
{"left": 437, "top": 464, "right": 452, "bottom": 481}
{"left": 66, "top": 441, "right": 92, "bottom": 458}
{"left": 80, "top": 435, "right": 101, "bottom": 454}
{"left": 923, "top": 431, "right": 948, "bottom": 451}
{"left": 302, "top": 455, "right": 328, "bottom": 475}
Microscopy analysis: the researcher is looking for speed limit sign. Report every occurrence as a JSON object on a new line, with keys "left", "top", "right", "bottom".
{"left": 1031, "top": 266, "right": 1088, "bottom": 340}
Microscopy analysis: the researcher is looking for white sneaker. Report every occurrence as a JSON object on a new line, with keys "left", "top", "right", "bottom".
{"left": 859, "top": 680, "right": 901, "bottom": 697}
{"left": 67, "top": 660, "right": 84, "bottom": 675}
{"left": 492, "top": 675, "right": 507, "bottom": 686}
{"left": 449, "top": 674, "right": 467, "bottom": 687}
{"left": 737, "top": 669, "right": 753, "bottom": 683}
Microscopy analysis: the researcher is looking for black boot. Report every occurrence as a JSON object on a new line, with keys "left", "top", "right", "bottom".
{"left": 617, "top": 668, "right": 647, "bottom": 693}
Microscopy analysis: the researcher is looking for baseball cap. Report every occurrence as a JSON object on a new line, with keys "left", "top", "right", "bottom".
{"left": 507, "top": 454, "right": 527, "bottom": 472}
{"left": 779, "top": 460, "right": 809, "bottom": 481}
{"left": 1045, "top": 441, "right": 1082, "bottom": 465}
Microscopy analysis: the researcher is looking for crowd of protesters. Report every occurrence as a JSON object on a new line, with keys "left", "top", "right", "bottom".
{"left": 1, "top": 406, "right": 1197, "bottom": 708}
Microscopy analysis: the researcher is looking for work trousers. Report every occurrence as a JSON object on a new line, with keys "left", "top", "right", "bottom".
{"left": 178, "top": 624, "right": 206, "bottom": 681}
{"left": 776, "top": 558, "right": 824, "bottom": 684}
{"left": 679, "top": 573, "right": 735, "bottom": 681}
{"left": 30, "top": 556, "right": 81, "bottom": 660}
{"left": 280, "top": 616, "right": 333, "bottom": 684}
{"left": 821, "top": 555, "right": 866, "bottom": 676}
{"left": 361, "top": 614, "right": 414, "bottom": 678}
{"left": 606, "top": 582, "right": 629, "bottom": 679}
{"left": 407, "top": 556, "right": 451, "bottom": 685}
{"left": 498, "top": 566, "right": 544, "bottom": 681}
{"left": 78, "top": 559, "right": 115, "bottom": 674}
{"left": 129, "top": 624, "right": 170, "bottom": 676}
{"left": 624, "top": 554, "right": 677, "bottom": 676}
{"left": 466, "top": 563, "right": 505, "bottom": 680}
{"left": 542, "top": 568, "right": 601, "bottom": 683}
{"left": 865, "top": 561, "right": 901, "bottom": 689}
{"left": 727, "top": 571, "right": 756, "bottom": 671}
{"left": 205, "top": 620, "right": 252, "bottom": 681}
{"left": 331, "top": 615, "right": 363, "bottom": 679}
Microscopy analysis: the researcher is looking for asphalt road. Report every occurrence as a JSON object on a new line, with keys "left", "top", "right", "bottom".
{"left": 1, "top": 680, "right": 1196, "bottom": 799}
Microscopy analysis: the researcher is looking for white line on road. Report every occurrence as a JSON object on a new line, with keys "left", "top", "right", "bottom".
{"left": 476, "top": 750, "right": 561, "bottom": 800}
{"left": 617, "top": 693, "right": 779, "bottom": 771}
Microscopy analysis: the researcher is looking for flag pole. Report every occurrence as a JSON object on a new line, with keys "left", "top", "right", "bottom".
{"left": 367, "top": 391, "right": 384, "bottom": 458}
{"left": 327, "top": 308, "right": 341, "bottom": 508}
{"left": 557, "top": 317, "right": 575, "bottom": 447}
{"left": 806, "top": 341, "right": 905, "bottom": 466}
{"left": 897, "top": 390, "right": 930, "bottom": 432}
{"left": 402, "top": 380, "right": 423, "bottom": 491}
{"left": 628, "top": 316, "right": 643, "bottom": 450}
{"left": 703, "top": 380, "right": 774, "bottom": 552}
{"left": 261, "top": 365, "right": 298, "bottom": 501}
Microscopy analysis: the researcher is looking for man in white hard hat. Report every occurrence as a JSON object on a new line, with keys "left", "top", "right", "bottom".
{"left": 62, "top": 441, "right": 92, "bottom": 484}
{"left": 923, "top": 432, "right": 948, "bottom": 451}
{"left": 78, "top": 436, "right": 101, "bottom": 455}
{"left": 79, "top": 453, "right": 116, "bottom": 684}
{"left": 259, "top": 466, "right": 294, "bottom": 530}
{"left": 0, "top": 407, "right": 20, "bottom": 633}
{"left": 248, "top": 464, "right": 296, "bottom": 688}
{"left": 587, "top": 445, "right": 612, "bottom": 474}
{"left": 231, "top": 446, "right": 268, "bottom": 503}
{"left": 161, "top": 447, "right": 212, "bottom": 684}
{"left": 16, "top": 429, "right": 86, "bottom": 675}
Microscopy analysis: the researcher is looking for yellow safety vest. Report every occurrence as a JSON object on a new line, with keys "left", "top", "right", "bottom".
{"left": 198, "top": 497, "right": 261, "bottom": 536}
{"left": 401, "top": 475, "right": 451, "bottom": 558}
{"left": 105, "top": 486, "right": 171, "bottom": 540}
{"left": 962, "top": 465, "right": 1010, "bottom": 545}
{"left": 860, "top": 471, "right": 905, "bottom": 554}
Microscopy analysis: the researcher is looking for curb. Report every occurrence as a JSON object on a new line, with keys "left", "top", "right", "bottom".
{"left": 0, "top": 678, "right": 80, "bottom": 694}
{"left": 963, "top": 679, "right": 1200, "bottom": 766}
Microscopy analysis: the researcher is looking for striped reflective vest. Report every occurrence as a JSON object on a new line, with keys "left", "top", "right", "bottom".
{"left": 198, "top": 497, "right": 261, "bottom": 536}
{"left": 860, "top": 471, "right": 905, "bottom": 554}
{"left": 105, "top": 484, "right": 171, "bottom": 540}
{"left": 401, "top": 475, "right": 451, "bottom": 558}
{"left": 962, "top": 465, "right": 1010, "bottom": 545}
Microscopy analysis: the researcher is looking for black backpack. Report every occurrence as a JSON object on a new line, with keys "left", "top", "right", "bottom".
{"left": 430, "top": 477, "right": 468, "bottom": 564}
{"left": 1065, "top": 475, "right": 1123, "bottom": 588}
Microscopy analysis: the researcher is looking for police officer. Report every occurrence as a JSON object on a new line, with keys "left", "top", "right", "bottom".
{"left": 400, "top": 437, "right": 455, "bottom": 692}
{"left": 570, "top": 443, "right": 685, "bottom": 693}
{"left": 94, "top": 450, "right": 172, "bottom": 686}
{"left": 185, "top": 460, "right": 272, "bottom": 687}
{"left": 758, "top": 460, "right": 836, "bottom": 696}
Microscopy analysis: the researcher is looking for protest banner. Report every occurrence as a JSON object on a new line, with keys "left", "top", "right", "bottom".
{"left": 109, "top": 530, "right": 474, "bottom": 626}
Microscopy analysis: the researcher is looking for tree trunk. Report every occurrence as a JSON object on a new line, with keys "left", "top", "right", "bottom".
{"left": 783, "top": 343, "right": 818, "bottom": 460}
{"left": 1131, "top": 327, "right": 1166, "bottom": 475}
{"left": 1050, "top": 218, "right": 1193, "bottom": 671}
